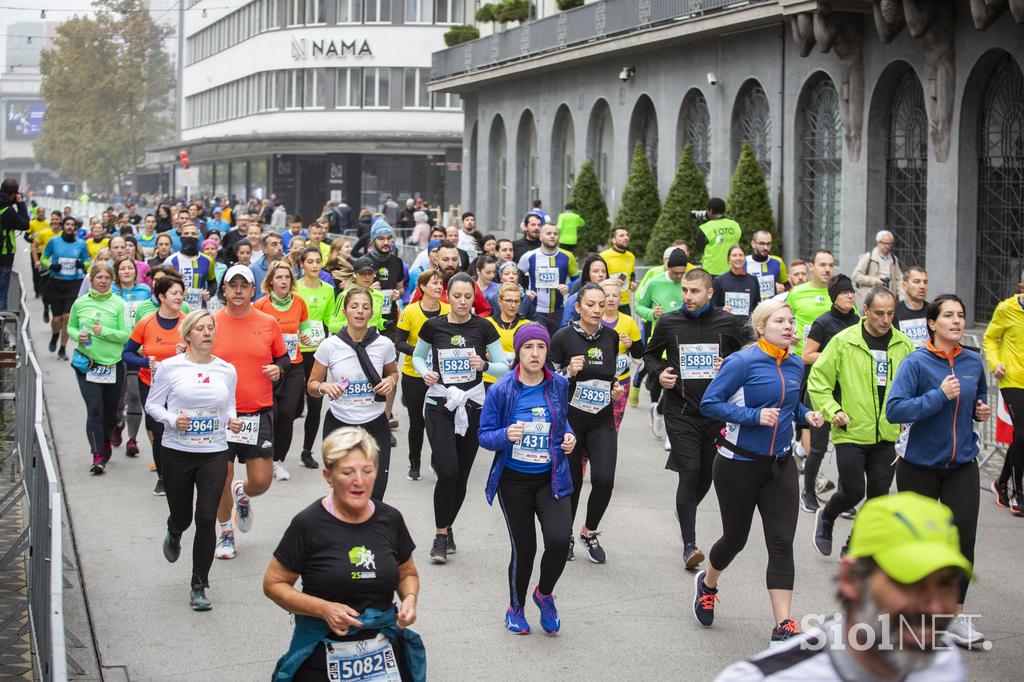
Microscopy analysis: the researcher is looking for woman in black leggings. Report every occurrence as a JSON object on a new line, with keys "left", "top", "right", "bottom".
{"left": 548, "top": 283, "right": 623, "bottom": 565}
{"left": 982, "top": 284, "right": 1024, "bottom": 514}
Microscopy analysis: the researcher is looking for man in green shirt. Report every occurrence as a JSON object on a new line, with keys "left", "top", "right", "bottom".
{"left": 556, "top": 202, "right": 584, "bottom": 252}
{"left": 695, "top": 197, "right": 741, "bottom": 276}
{"left": 636, "top": 248, "right": 688, "bottom": 325}
{"left": 788, "top": 249, "right": 835, "bottom": 358}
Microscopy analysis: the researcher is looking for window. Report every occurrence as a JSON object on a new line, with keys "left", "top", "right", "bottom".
{"left": 434, "top": 0, "right": 463, "bottom": 23}
{"left": 336, "top": 68, "right": 362, "bottom": 108}
{"left": 287, "top": 69, "right": 304, "bottom": 108}
{"left": 289, "top": 0, "right": 324, "bottom": 25}
{"left": 679, "top": 89, "right": 711, "bottom": 180}
{"left": 337, "top": 0, "right": 362, "bottom": 22}
{"left": 432, "top": 92, "right": 461, "bottom": 110}
{"left": 885, "top": 70, "right": 928, "bottom": 270}
{"left": 404, "top": 68, "right": 430, "bottom": 109}
{"left": 304, "top": 69, "right": 324, "bottom": 108}
{"left": 365, "top": 0, "right": 391, "bottom": 22}
{"left": 797, "top": 77, "right": 843, "bottom": 261}
{"left": 363, "top": 68, "right": 390, "bottom": 108}
{"left": 405, "top": 0, "right": 432, "bottom": 23}
{"left": 733, "top": 80, "right": 772, "bottom": 178}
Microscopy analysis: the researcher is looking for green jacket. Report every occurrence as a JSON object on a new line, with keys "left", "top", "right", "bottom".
{"left": 807, "top": 323, "right": 915, "bottom": 445}
{"left": 635, "top": 272, "right": 683, "bottom": 323}
{"left": 328, "top": 286, "right": 385, "bottom": 333}
{"left": 296, "top": 279, "right": 335, "bottom": 351}
{"left": 68, "top": 290, "right": 131, "bottom": 366}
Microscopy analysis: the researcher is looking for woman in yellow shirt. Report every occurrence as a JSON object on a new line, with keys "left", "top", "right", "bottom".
{"left": 983, "top": 283, "right": 1024, "bottom": 514}
{"left": 600, "top": 279, "right": 642, "bottom": 430}
{"left": 486, "top": 283, "right": 531, "bottom": 386}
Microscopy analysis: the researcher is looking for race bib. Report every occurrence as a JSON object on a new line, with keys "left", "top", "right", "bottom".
{"left": 180, "top": 407, "right": 220, "bottom": 447}
{"left": 58, "top": 257, "right": 78, "bottom": 276}
{"left": 124, "top": 300, "right": 142, "bottom": 327}
{"left": 437, "top": 348, "right": 474, "bottom": 384}
{"left": 570, "top": 379, "right": 610, "bottom": 414}
{"left": 512, "top": 421, "right": 551, "bottom": 464}
{"left": 283, "top": 333, "right": 299, "bottom": 361}
{"left": 724, "top": 292, "right": 750, "bottom": 316}
{"left": 340, "top": 374, "right": 375, "bottom": 407}
{"left": 899, "top": 318, "right": 928, "bottom": 349}
{"left": 185, "top": 287, "right": 205, "bottom": 309}
{"left": 756, "top": 274, "right": 775, "bottom": 300}
{"left": 86, "top": 363, "right": 116, "bottom": 384}
{"left": 381, "top": 290, "right": 394, "bottom": 315}
{"left": 615, "top": 354, "right": 631, "bottom": 377}
{"left": 871, "top": 350, "right": 889, "bottom": 387}
{"left": 206, "top": 296, "right": 224, "bottom": 313}
{"left": 535, "top": 265, "right": 559, "bottom": 290}
{"left": 225, "top": 413, "right": 260, "bottom": 445}
{"left": 679, "top": 343, "right": 718, "bottom": 380}
{"left": 325, "top": 634, "right": 400, "bottom": 682}
{"left": 305, "top": 321, "right": 326, "bottom": 347}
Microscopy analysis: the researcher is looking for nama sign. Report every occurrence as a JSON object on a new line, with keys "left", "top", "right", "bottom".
{"left": 291, "top": 36, "right": 373, "bottom": 59}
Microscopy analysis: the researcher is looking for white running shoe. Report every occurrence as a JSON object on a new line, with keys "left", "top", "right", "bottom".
{"left": 947, "top": 614, "right": 985, "bottom": 648}
{"left": 233, "top": 480, "right": 254, "bottom": 533}
{"left": 664, "top": 434, "right": 671, "bottom": 451}
{"left": 214, "top": 531, "right": 235, "bottom": 560}
{"left": 272, "top": 461, "right": 291, "bottom": 481}
{"left": 650, "top": 404, "right": 666, "bottom": 440}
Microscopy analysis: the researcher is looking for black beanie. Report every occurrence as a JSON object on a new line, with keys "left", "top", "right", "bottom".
{"left": 667, "top": 249, "right": 688, "bottom": 268}
{"left": 828, "top": 274, "right": 855, "bottom": 303}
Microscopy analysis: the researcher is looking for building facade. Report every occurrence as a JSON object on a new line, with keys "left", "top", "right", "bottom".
{"left": 429, "top": 0, "right": 1024, "bottom": 323}
{"left": 172, "top": 0, "right": 471, "bottom": 221}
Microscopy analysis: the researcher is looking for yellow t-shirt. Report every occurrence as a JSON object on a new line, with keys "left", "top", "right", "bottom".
{"left": 485, "top": 316, "right": 531, "bottom": 383}
{"left": 34, "top": 229, "right": 61, "bottom": 265}
{"left": 86, "top": 237, "right": 110, "bottom": 260}
{"left": 599, "top": 247, "right": 636, "bottom": 306}
{"left": 28, "top": 218, "right": 49, "bottom": 242}
{"left": 606, "top": 312, "right": 641, "bottom": 380}
{"left": 397, "top": 300, "right": 450, "bottom": 377}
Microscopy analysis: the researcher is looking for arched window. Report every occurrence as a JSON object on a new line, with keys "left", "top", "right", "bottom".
{"left": 679, "top": 89, "right": 711, "bottom": 181}
{"left": 798, "top": 76, "right": 843, "bottom": 260}
{"left": 551, "top": 105, "right": 576, "bottom": 210}
{"left": 467, "top": 121, "right": 478, "bottom": 210}
{"left": 489, "top": 115, "right": 508, "bottom": 230}
{"left": 516, "top": 111, "right": 539, "bottom": 213}
{"left": 885, "top": 70, "right": 928, "bottom": 269}
{"left": 628, "top": 95, "right": 659, "bottom": 183}
{"left": 974, "top": 55, "right": 1024, "bottom": 320}
{"left": 588, "top": 100, "right": 615, "bottom": 199}
{"left": 732, "top": 80, "right": 771, "bottom": 178}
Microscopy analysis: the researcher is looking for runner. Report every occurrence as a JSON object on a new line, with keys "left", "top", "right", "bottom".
{"left": 307, "top": 287, "right": 399, "bottom": 500}
{"left": 363, "top": 219, "right": 405, "bottom": 437}
{"left": 983, "top": 272, "right": 1024, "bottom": 514}
{"left": 885, "top": 294, "right": 990, "bottom": 647}
{"left": 475, "top": 254, "right": 499, "bottom": 304}
{"left": 696, "top": 298, "right": 825, "bottom": 643}
{"left": 644, "top": 268, "right": 745, "bottom": 570}
{"left": 713, "top": 245, "right": 761, "bottom": 322}
{"left": 807, "top": 287, "right": 913, "bottom": 556}
{"left": 145, "top": 310, "right": 241, "bottom": 611}
{"left": 599, "top": 279, "right": 642, "bottom": 430}
{"left": 254, "top": 261, "right": 315, "bottom": 482}
{"left": 112, "top": 257, "right": 151, "bottom": 458}
{"left": 560, "top": 254, "right": 607, "bottom": 326}
{"left": 408, "top": 241, "right": 492, "bottom": 316}
{"left": 68, "top": 263, "right": 130, "bottom": 474}
{"left": 486, "top": 283, "right": 531, "bottom": 388}
{"left": 295, "top": 247, "right": 336, "bottom": 470}
{"left": 411, "top": 273, "right": 508, "bottom": 564}
{"left": 211, "top": 265, "right": 289, "bottom": 560}
{"left": 42, "top": 216, "right": 91, "bottom": 359}
{"left": 599, "top": 227, "right": 636, "bottom": 314}
{"left": 893, "top": 266, "right": 930, "bottom": 349}
{"left": 31, "top": 210, "right": 62, "bottom": 323}
{"left": 489, "top": 260, "right": 535, "bottom": 320}
{"left": 479, "top": 324, "right": 576, "bottom": 635}
{"left": 328, "top": 257, "right": 386, "bottom": 333}
{"left": 164, "top": 222, "right": 217, "bottom": 310}
{"left": 633, "top": 248, "right": 689, "bottom": 413}
{"left": 518, "top": 223, "right": 578, "bottom": 335}
{"left": 148, "top": 233, "right": 174, "bottom": 270}
{"left": 549, "top": 283, "right": 622, "bottom": 564}
{"left": 744, "top": 230, "right": 788, "bottom": 300}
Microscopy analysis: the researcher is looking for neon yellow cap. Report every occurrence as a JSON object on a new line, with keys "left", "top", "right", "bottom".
{"left": 847, "top": 492, "right": 972, "bottom": 584}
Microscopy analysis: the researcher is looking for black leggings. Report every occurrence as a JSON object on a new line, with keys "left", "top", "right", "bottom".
{"left": 74, "top": 362, "right": 126, "bottom": 454}
{"left": 709, "top": 454, "right": 799, "bottom": 590}
{"left": 998, "top": 387, "right": 1024, "bottom": 492}
{"left": 273, "top": 362, "right": 306, "bottom": 462}
{"left": 323, "top": 411, "right": 392, "bottom": 500}
{"left": 665, "top": 413, "right": 719, "bottom": 546}
{"left": 140, "top": 379, "right": 165, "bottom": 476}
{"left": 497, "top": 469, "right": 571, "bottom": 607}
{"left": 301, "top": 353, "right": 324, "bottom": 453}
{"left": 822, "top": 442, "right": 895, "bottom": 523}
{"left": 568, "top": 418, "right": 617, "bottom": 532}
{"left": 401, "top": 374, "right": 428, "bottom": 467}
{"left": 896, "top": 458, "right": 978, "bottom": 604}
{"left": 161, "top": 447, "right": 228, "bottom": 589}
{"left": 802, "top": 422, "right": 831, "bottom": 496}
{"left": 425, "top": 400, "right": 481, "bottom": 529}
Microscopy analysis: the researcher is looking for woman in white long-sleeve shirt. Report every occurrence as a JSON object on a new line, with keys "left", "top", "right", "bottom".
{"left": 144, "top": 310, "right": 242, "bottom": 611}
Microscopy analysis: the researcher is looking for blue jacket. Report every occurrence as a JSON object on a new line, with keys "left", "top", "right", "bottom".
{"left": 700, "top": 341, "right": 810, "bottom": 459}
{"left": 479, "top": 366, "right": 575, "bottom": 504}
{"left": 885, "top": 344, "right": 988, "bottom": 469}
{"left": 42, "top": 236, "right": 90, "bottom": 281}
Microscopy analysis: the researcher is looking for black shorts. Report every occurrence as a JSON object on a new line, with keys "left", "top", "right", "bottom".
{"left": 48, "top": 278, "right": 82, "bottom": 316}
{"left": 227, "top": 408, "right": 275, "bottom": 462}
{"left": 664, "top": 409, "right": 721, "bottom": 472}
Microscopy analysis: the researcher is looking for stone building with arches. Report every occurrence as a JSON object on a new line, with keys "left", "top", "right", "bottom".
{"left": 430, "top": 0, "right": 1024, "bottom": 323}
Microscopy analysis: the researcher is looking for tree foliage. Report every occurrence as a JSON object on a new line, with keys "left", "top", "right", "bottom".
{"left": 646, "top": 145, "right": 709, "bottom": 263}
{"left": 568, "top": 158, "right": 610, "bottom": 256}
{"left": 726, "top": 140, "right": 779, "bottom": 253}
{"left": 614, "top": 141, "right": 661, "bottom": 262}
{"left": 37, "top": 0, "right": 173, "bottom": 190}
{"left": 443, "top": 24, "right": 480, "bottom": 46}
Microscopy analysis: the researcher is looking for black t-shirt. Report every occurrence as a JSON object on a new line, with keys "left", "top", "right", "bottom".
{"left": 893, "top": 300, "right": 928, "bottom": 347}
{"left": 862, "top": 324, "right": 893, "bottom": 407}
{"left": 419, "top": 314, "right": 500, "bottom": 390}
{"left": 711, "top": 271, "right": 762, "bottom": 319}
{"left": 807, "top": 307, "right": 860, "bottom": 350}
{"left": 549, "top": 324, "right": 619, "bottom": 425}
{"left": 368, "top": 253, "right": 405, "bottom": 321}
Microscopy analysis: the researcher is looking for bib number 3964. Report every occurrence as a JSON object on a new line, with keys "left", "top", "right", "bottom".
{"left": 325, "top": 634, "right": 400, "bottom": 682}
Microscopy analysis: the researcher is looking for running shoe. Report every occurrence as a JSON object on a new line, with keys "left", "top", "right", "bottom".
{"left": 814, "top": 475, "right": 835, "bottom": 496}
{"left": 101, "top": 441, "right": 112, "bottom": 464}
{"left": 90, "top": 454, "right": 105, "bottom": 475}
{"left": 389, "top": 432, "right": 397, "bottom": 447}
{"left": 125, "top": 438, "right": 139, "bottom": 457}
{"left": 272, "top": 461, "right": 291, "bottom": 481}
{"left": 504, "top": 606, "right": 530, "bottom": 635}
{"left": 813, "top": 510, "right": 833, "bottom": 556}
{"left": 163, "top": 531, "right": 181, "bottom": 563}
{"left": 649, "top": 404, "right": 665, "bottom": 440}
{"left": 149, "top": 461, "right": 157, "bottom": 472}
{"left": 111, "top": 423, "right": 124, "bottom": 447}
{"left": 683, "top": 544, "right": 704, "bottom": 570}
{"left": 48, "top": 335, "right": 57, "bottom": 352}
{"left": 233, "top": 481, "right": 253, "bottom": 533}
{"left": 947, "top": 615, "right": 985, "bottom": 648}
{"left": 153, "top": 478, "right": 165, "bottom": 496}
{"left": 692, "top": 569, "right": 719, "bottom": 627}
{"left": 407, "top": 464, "right": 421, "bottom": 481}
{"left": 664, "top": 435, "right": 671, "bottom": 451}
{"left": 214, "top": 531, "right": 235, "bottom": 560}
{"left": 300, "top": 450, "right": 319, "bottom": 469}
{"left": 770, "top": 619, "right": 801, "bottom": 645}
{"left": 992, "top": 480, "right": 1010, "bottom": 509}
{"left": 43, "top": 308, "right": 50, "bottom": 324}
{"left": 1010, "top": 491, "right": 1024, "bottom": 517}
{"left": 532, "top": 587, "right": 561, "bottom": 635}
{"left": 567, "top": 536, "right": 575, "bottom": 562}
{"left": 800, "top": 488, "right": 819, "bottom": 513}
{"left": 189, "top": 587, "right": 212, "bottom": 611}
{"left": 579, "top": 530, "right": 606, "bottom": 564}
{"left": 446, "top": 527, "right": 456, "bottom": 555}
{"left": 57, "top": 347, "right": 68, "bottom": 361}
{"left": 429, "top": 534, "right": 447, "bottom": 564}
{"left": 388, "top": 415, "right": 399, "bottom": 429}
{"left": 839, "top": 508, "right": 857, "bottom": 520}
{"left": 628, "top": 385, "right": 639, "bottom": 408}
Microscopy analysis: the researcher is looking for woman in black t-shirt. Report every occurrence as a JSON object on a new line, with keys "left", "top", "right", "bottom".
{"left": 265, "top": 426, "right": 419, "bottom": 681}
{"left": 411, "top": 273, "right": 510, "bottom": 565}
{"left": 548, "top": 283, "right": 622, "bottom": 564}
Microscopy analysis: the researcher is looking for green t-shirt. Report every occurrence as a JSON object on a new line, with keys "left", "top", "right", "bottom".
{"left": 556, "top": 211, "right": 584, "bottom": 246}
{"left": 788, "top": 282, "right": 832, "bottom": 356}
{"left": 328, "top": 286, "right": 385, "bottom": 333}
{"left": 699, "top": 218, "right": 742, "bottom": 276}
{"left": 635, "top": 272, "right": 684, "bottom": 323}
{"left": 296, "top": 279, "right": 336, "bottom": 352}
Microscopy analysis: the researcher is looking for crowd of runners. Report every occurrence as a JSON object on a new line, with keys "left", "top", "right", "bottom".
{"left": 6, "top": 178, "right": 1019, "bottom": 680}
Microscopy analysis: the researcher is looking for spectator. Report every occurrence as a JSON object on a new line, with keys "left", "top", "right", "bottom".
{"left": 852, "top": 230, "right": 904, "bottom": 304}
{"left": 383, "top": 194, "right": 399, "bottom": 226}
{"left": 397, "top": 198, "right": 417, "bottom": 230}
{"left": 410, "top": 211, "right": 431, "bottom": 249}
{"left": 0, "top": 178, "right": 30, "bottom": 309}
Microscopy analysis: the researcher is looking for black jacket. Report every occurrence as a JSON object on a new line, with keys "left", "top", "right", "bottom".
{"left": 0, "top": 192, "right": 30, "bottom": 264}
{"left": 643, "top": 306, "right": 747, "bottom": 416}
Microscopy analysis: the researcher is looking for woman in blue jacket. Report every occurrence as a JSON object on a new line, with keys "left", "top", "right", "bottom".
{"left": 885, "top": 293, "right": 990, "bottom": 648}
{"left": 696, "top": 298, "right": 824, "bottom": 645}
{"left": 478, "top": 324, "right": 577, "bottom": 637}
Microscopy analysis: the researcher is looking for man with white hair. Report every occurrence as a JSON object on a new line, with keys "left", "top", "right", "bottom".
{"left": 852, "top": 230, "right": 903, "bottom": 304}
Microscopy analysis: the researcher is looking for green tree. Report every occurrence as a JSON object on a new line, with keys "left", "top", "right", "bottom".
{"left": 568, "top": 158, "right": 610, "bottom": 256}
{"left": 646, "top": 145, "right": 709, "bottom": 263}
{"left": 614, "top": 141, "right": 661, "bottom": 261}
{"left": 444, "top": 25, "right": 480, "bottom": 46}
{"left": 726, "top": 140, "right": 779, "bottom": 253}
{"left": 37, "top": 0, "right": 173, "bottom": 191}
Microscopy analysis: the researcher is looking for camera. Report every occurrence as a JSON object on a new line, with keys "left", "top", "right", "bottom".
{"left": 690, "top": 209, "right": 709, "bottom": 224}
{"left": 707, "top": 72, "right": 719, "bottom": 87}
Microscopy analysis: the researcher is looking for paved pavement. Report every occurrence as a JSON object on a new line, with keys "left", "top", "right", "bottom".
{"left": 16, "top": 261, "right": 1024, "bottom": 681}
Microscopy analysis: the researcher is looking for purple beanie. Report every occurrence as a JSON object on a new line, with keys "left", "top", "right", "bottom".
{"left": 513, "top": 323, "right": 550, "bottom": 360}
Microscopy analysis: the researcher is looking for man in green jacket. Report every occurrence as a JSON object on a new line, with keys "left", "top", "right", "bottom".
{"left": 807, "top": 286, "right": 914, "bottom": 556}
{"left": 694, "top": 197, "right": 741, "bottom": 276}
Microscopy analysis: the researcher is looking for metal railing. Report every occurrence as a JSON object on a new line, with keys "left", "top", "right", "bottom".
{"left": 431, "top": 0, "right": 771, "bottom": 81}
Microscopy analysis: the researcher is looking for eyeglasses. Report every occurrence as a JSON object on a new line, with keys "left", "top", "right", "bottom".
{"left": 500, "top": 298, "right": 522, "bottom": 305}
{"left": 879, "top": 241, "right": 894, "bottom": 246}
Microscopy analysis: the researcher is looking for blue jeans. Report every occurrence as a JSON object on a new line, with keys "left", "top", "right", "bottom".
{"left": 0, "top": 263, "right": 12, "bottom": 311}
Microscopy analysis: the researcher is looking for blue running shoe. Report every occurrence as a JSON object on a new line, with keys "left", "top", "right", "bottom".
{"left": 532, "top": 587, "right": 560, "bottom": 635}
{"left": 504, "top": 606, "right": 530, "bottom": 635}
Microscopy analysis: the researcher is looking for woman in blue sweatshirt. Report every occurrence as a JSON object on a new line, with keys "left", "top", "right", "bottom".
{"left": 885, "top": 293, "right": 990, "bottom": 647}
{"left": 696, "top": 298, "right": 824, "bottom": 646}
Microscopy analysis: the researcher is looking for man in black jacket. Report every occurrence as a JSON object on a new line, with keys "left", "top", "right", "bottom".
{"left": 644, "top": 268, "right": 746, "bottom": 570}
{"left": 0, "top": 178, "right": 30, "bottom": 310}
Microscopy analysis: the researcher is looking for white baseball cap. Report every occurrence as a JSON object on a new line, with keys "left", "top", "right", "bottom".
{"left": 224, "top": 264, "right": 254, "bottom": 284}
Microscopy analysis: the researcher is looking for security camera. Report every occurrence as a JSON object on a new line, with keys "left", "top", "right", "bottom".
{"left": 618, "top": 66, "right": 635, "bottom": 82}
{"left": 707, "top": 72, "right": 719, "bottom": 86}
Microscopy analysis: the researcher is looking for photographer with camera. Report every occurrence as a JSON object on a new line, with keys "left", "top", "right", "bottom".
{"left": 852, "top": 230, "right": 903, "bottom": 306}
{"left": 0, "top": 178, "right": 31, "bottom": 310}
{"left": 693, "top": 198, "right": 741, "bottom": 277}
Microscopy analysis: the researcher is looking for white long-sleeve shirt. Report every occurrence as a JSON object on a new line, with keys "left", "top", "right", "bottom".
{"left": 144, "top": 354, "right": 237, "bottom": 453}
